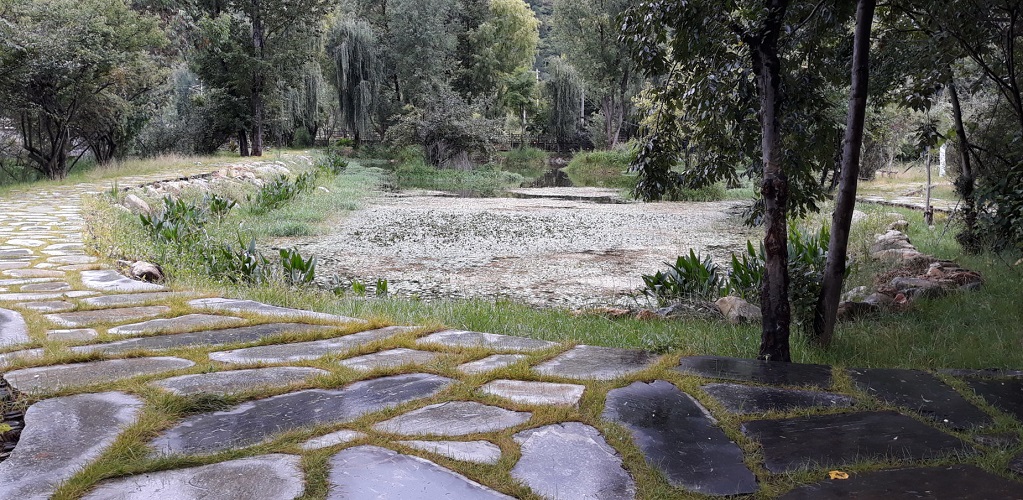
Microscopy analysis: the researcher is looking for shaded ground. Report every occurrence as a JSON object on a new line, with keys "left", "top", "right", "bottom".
{"left": 285, "top": 188, "right": 758, "bottom": 308}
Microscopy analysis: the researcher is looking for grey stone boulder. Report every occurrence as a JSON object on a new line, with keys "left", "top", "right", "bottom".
{"left": 121, "top": 194, "right": 151, "bottom": 214}
{"left": 715, "top": 296, "right": 762, "bottom": 325}
{"left": 0, "top": 307, "right": 30, "bottom": 347}
{"left": 888, "top": 219, "right": 910, "bottom": 231}
{"left": 129, "top": 261, "right": 164, "bottom": 283}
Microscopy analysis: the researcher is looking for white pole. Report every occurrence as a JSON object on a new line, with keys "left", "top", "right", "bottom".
{"left": 939, "top": 143, "right": 947, "bottom": 177}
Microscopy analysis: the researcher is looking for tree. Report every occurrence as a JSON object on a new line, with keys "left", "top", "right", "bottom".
{"left": 0, "top": 0, "right": 164, "bottom": 178}
{"left": 544, "top": 55, "right": 584, "bottom": 147}
{"left": 457, "top": 0, "right": 540, "bottom": 99}
{"left": 326, "top": 17, "right": 382, "bottom": 143}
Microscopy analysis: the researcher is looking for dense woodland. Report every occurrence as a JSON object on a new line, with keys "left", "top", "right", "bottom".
{"left": 1, "top": 0, "right": 1022, "bottom": 359}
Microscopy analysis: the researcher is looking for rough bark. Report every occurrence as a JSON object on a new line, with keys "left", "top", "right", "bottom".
{"left": 753, "top": 0, "right": 792, "bottom": 362}
{"left": 948, "top": 78, "right": 979, "bottom": 252}
{"left": 812, "top": 0, "right": 875, "bottom": 347}
{"left": 249, "top": 0, "right": 265, "bottom": 156}
{"left": 238, "top": 129, "right": 250, "bottom": 157}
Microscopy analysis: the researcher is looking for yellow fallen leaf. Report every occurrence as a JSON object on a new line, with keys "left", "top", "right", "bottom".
{"left": 828, "top": 470, "right": 850, "bottom": 480}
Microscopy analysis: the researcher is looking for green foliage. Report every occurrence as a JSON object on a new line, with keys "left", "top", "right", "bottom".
{"left": 139, "top": 197, "right": 208, "bottom": 245}
{"left": 394, "top": 158, "right": 523, "bottom": 196}
{"left": 375, "top": 278, "right": 389, "bottom": 296}
{"left": 543, "top": 55, "right": 584, "bottom": 145}
{"left": 385, "top": 85, "right": 501, "bottom": 167}
{"left": 280, "top": 247, "right": 317, "bottom": 285}
{"left": 502, "top": 147, "right": 548, "bottom": 180}
{"left": 563, "top": 150, "right": 635, "bottom": 189}
{"left": 205, "top": 193, "right": 237, "bottom": 221}
{"left": 318, "top": 151, "right": 350, "bottom": 175}
{"left": 723, "top": 241, "right": 764, "bottom": 303}
{"left": 786, "top": 226, "right": 831, "bottom": 329}
{"left": 246, "top": 173, "right": 317, "bottom": 214}
{"left": 326, "top": 17, "right": 383, "bottom": 141}
{"left": 641, "top": 249, "right": 721, "bottom": 305}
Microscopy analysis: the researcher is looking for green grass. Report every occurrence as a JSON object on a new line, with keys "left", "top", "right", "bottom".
{"left": 393, "top": 160, "right": 524, "bottom": 196}
{"left": 562, "top": 150, "right": 637, "bottom": 189}
{"left": 500, "top": 147, "right": 549, "bottom": 182}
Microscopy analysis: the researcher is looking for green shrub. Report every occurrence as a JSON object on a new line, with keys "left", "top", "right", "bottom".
{"left": 564, "top": 150, "right": 636, "bottom": 188}
{"left": 502, "top": 147, "right": 548, "bottom": 181}
{"left": 246, "top": 172, "right": 317, "bottom": 214}
{"left": 280, "top": 247, "right": 316, "bottom": 285}
{"left": 669, "top": 183, "right": 726, "bottom": 202}
{"left": 394, "top": 159, "right": 523, "bottom": 196}
{"left": 293, "top": 128, "right": 313, "bottom": 147}
{"left": 641, "top": 249, "right": 721, "bottom": 305}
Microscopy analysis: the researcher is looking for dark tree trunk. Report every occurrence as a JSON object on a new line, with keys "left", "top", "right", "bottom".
{"left": 812, "top": 0, "right": 876, "bottom": 347}
{"left": 238, "top": 129, "right": 250, "bottom": 157}
{"left": 752, "top": 0, "right": 791, "bottom": 362}
{"left": 249, "top": 0, "right": 265, "bottom": 156}
{"left": 948, "top": 77, "right": 979, "bottom": 252}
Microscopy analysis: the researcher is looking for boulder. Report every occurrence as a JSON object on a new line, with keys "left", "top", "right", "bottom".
{"left": 837, "top": 301, "right": 880, "bottom": 322}
{"left": 842, "top": 286, "right": 870, "bottom": 302}
{"left": 887, "top": 220, "right": 910, "bottom": 231}
{"left": 863, "top": 292, "right": 896, "bottom": 309}
{"left": 715, "top": 296, "right": 761, "bottom": 325}
{"left": 129, "top": 261, "right": 164, "bottom": 283}
{"left": 122, "top": 194, "right": 151, "bottom": 214}
{"left": 851, "top": 210, "right": 868, "bottom": 223}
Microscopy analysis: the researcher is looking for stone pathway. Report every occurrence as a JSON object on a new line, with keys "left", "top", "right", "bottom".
{"left": 0, "top": 165, "right": 1021, "bottom": 499}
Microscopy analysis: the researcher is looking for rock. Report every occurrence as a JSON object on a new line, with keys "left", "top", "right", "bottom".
{"left": 0, "top": 307, "right": 30, "bottom": 347}
{"left": 415, "top": 329, "right": 557, "bottom": 352}
{"left": 129, "top": 261, "right": 164, "bottom": 283}
{"left": 108, "top": 313, "right": 246, "bottom": 336}
{"left": 152, "top": 366, "right": 329, "bottom": 396}
{"left": 870, "top": 230, "right": 930, "bottom": 263}
{"left": 46, "top": 328, "right": 98, "bottom": 342}
{"left": 80, "top": 291, "right": 194, "bottom": 308}
{"left": 16, "top": 300, "right": 75, "bottom": 312}
{"left": 340, "top": 348, "right": 445, "bottom": 372}
{"left": 654, "top": 301, "right": 722, "bottom": 320}
{"left": 836, "top": 301, "right": 880, "bottom": 321}
{"left": 973, "top": 432, "right": 1020, "bottom": 448}
{"left": 82, "top": 454, "right": 305, "bottom": 500}
{"left": 209, "top": 326, "right": 412, "bottom": 364}
{"left": 0, "top": 392, "right": 143, "bottom": 499}
{"left": 851, "top": 210, "right": 867, "bottom": 223}
{"left": 374, "top": 401, "right": 530, "bottom": 436}
{"left": 841, "top": 285, "right": 870, "bottom": 302}
{"left": 189, "top": 297, "right": 364, "bottom": 324}
{"left": 3, "top": 269, "right": 64, "bottom": 279}
{"left": 4, "top": 357, "right": 195, "bottom": 394}
{"left": 512, "top": 422, "right": 636, "bottom": 500}
{"left": 890, "top": 276, "right": 949, "bottom": 300}
{"left": 76, "top": 322, "right": 335, "bottom": 355}
{"left": 457, "top": 354, "right": 527, "bottom": 375}
{"left": 702, "top": 383, "right": 854, "bottom": 415}
{"left": 863, "top": 292, "right": 896, "bottom": 308}
{"left": 479, "top": 379, "right": 585, "bottom": 406}
{"left": 45, "top": 305, "right": 171, "bottom": 328}
{"left": 534, "top": 345, "right": 658, "bottom": 380}
{"left": 121, "top": 194, "right": 151, "bottom": 214}
{"left": 960, "top": 377, "right": 1023, "bottom": 421}
{"left": 887, "top": 219, "right": 909, "bottom": 231}
{"left": 398, "top": 440, "right": 503, "bottom": 464}
{"left": 300, "top": 429, "right": 368, "bottom": 450}
{"left": 0, "top": 348, "right": 44, "bottom": 368}
{"left": 80, "top": 269, "right": 167, "bottom": 293}
{"left": 20, "top": 281, "right": 71, "bottom": 292}
{"left": 327, "top": 446, "right": 513, "bottom": 500}
{"left": 715, "top": 296, "right": 762, "bottom": 324}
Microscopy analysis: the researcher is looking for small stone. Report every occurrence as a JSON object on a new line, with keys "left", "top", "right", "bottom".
{"left": 715, "top": 296, "right": 762, "bottom": 324}
{"left": 512, "top": 422, "right": 636, "bottom": 500}
{"left": 4, "top": 356, "right": 195, "bottom": 394}
{"left": 458, "top": 354, "right": 527, "bottom": 374}
{"left": 534, "top": 345, "right": 658, "bottom": 380}
{"left": 887, "top": 219, "right": 910, "bottom": 231}
{"left": 479, "top": 379, "right": 585, "bottom": 406}
{"left": 108, "top": 313, "right": 246, "bottom": 336}
{"left": 82, "top": 454, "right": 304, "bottom": 500}
{"left": 152, "top": 366, "right": 328, "bottom": 396}
{"left": 46, "top": 328, "right": 98, "bottom": 342}
{"left": 210, "top": 326, "right": 413, "bottom": 364}
{"left": 415, "top": 329, "right": 558, "bottom": 352}
{"left": 0, "top": 307, "right": 30, "bottom": 347}
{"left": 189, "top": 297, "right": 363, "bottom": 324}
{"left": 129, "top": 261, "right": 164, "bottom": 282}
{"left": 398, "top": 440, "right": 502, "bottom": 464}
{"left": 16, "top": 300, "right": 75, "bottom": 312}
{"left": 80, "top": 269, "right": 167, "bottom": 292}
{"left": 374, "top": 401, "right": 531, "bottom": 436}
{"left": 340, "top": 348, "right": 445, "bottom": 371}
{"left": 45, "top": 305, "right": 171, "bottom": 327}
{"left": 300, "top": 429, "right": 368, "bottom": 451}
{"left": 121, "top": 194, "right": 151, "bottom": 214}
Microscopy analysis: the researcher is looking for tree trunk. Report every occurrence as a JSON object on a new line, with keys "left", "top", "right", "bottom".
{"left": 238, "top": 130, "right": 250, "bottom": 157}
{"left": 948, "top": 78, "right": 979, "bottom": 252}
{"left": 249, "top": 0, "right": 265, "bottom": 156}
{"left": 753, "top": 0, "right": 791, "bottom": 362}
{"left": 812, "top": 0, "right": 876, "bottom": 347}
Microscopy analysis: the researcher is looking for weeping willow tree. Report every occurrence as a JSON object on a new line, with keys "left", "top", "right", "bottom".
{"left": 545, "top": 56, "right": 583, "bottom": 147}
{"left": 326, "top": 17, "right": 382, "bottom": 143}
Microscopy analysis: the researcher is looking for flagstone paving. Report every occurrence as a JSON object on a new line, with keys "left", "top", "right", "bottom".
{"left": 0, "top": 165, "right": 1021, "bottom": 499}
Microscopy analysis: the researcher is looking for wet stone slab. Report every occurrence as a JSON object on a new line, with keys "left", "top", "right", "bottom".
{"left": 80, "top": 269, "right": 167, "bottom": 292}
{"left": 107, "top": 313, "right": 246, "bottom": 335}
{"left": 0, "top": 392, "right": 143, "bottom": 500}
{"left": 849, "top": 368, "right": 992, "bottom": 429}
{"left": 778, "top": 465, "right": 1023, "bottom": 500}
{"left": 75, "top": 322, "right": 334, "bottom": 355}
{"left": 151, "top": 373, "right": 454, "bottom": 455}
{"left": 152, "top": 366, "right": 329, "bottom": 396}
{"left": 398, "top": 439, "right": 502, "bottom": 464}
{"left": 81, "top": 454, "right": 305, "bottom": 500}
{"left": 479, "top": 379, "right": 585, "bottom": 406}
{"left": 17, "top": 300, "right": 75, "bottom": 312}
{"left": 534, "top": 345, "right": 657, "bottom": 380}
{"left": 0, "top": 307, "right": 29, "bottom": 347}
{"left": 701, "top": 383, "right": 855, "bottom": 415}
{"left": 962, "top": 377, "right": 1023, "bottom": 421}
{"left": 677, "top": 355, "right": 833, "bottom": 388}
{"left": 46, "top": 328, "right": 98, "bottom": 342}
{"left": 512, "top": 422, "right": 636, "bottom": 500}
{"left": 374, "top": 401, "right": 531, "bottom": 436}
{"left": 741, "top": 410, "right": 975, "bottom": 473}
{"left": 4, "top": 356, "right": 195, "bottom": 394}
{"left": 340, "top": 348, "right": 445, "bottom": 371}
{"left": 80, "top": 291, "right": 195, "bottom": 308}
{"left": 189, "top": 297, "right": 364, "bottom": 324}
{"left": 300, "top": 429, "right": 368, "bottom": 451}
{"left": 415, "top": 329, "right": 558, "bottom": 352}
{"left": 45, "top": 305, "right": 171, "bottom": 327}
{"left": 210, "top": 326, "right": 413, "bottom": 364}
{"left": 458, "top": 354, "right": 528, "bottom": 374}
{"left": 327, "top": 445, "right": 513, "bottom": 500}
{"left": 603, "top": 380, "right": 758, "bottom": 496}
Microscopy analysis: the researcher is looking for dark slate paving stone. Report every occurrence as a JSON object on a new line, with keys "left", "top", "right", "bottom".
{"left": 676, "top": 355, "right": 832, "bottom": 388}
{"left": 415, "top": 329, "right": 557, "bottom": 352}
{"left": 73, "top": 323, "right": 334, "bottom": 355}
{"left": 741, "top": 411, "right": 975, "bottom": 473}
{"left": 150, "top": 373, "right": 454, "bottom": 455}
{"left": 533, "top": 345, "right": 657, "bottom": 380}
{"left": 963, "top": 377, "right": 1023, "bottom": 421}
{"left": 602, "top": 380, "right": 757, "bottom": 496}
{"left": 327, "top": 445, "right": 513, "bottom": 500}
{"left": 849, "top": 368, "right": 992, "bottom": 430}
{"left": 701, "top": 382, "right": 854, "bottom": 415}
{"left": 1011, "top": 452, "right": 1023, "bottom": 476}
{"left": 941, "top": 368, "right": 1023, "bottom": 379}
{"left": 778, "top": 465, "right": 1023, "bottom": 499}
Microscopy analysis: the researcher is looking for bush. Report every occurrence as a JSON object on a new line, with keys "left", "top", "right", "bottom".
{"left": 564, "top": 150, "right": 636, "bottom": 188}
{"left": 502, "top": 147, "right": 548, "bottom": 181}
{"left": 641, "top": 250, "right": 721, "bottom": 305}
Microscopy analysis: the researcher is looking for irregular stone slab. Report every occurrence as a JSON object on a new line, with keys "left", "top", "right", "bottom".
{"left": 0, "top": 248, "right": 32, "bottom": 258}
{"left": 108, "top": 313, "right": 246, "bottom": 336}
{"left": 4, "top": 356, "right": 195, "bottom": 394}
{"left": 47, "top": 328, "right": 98, "bottom": 342}
{"left": 0, "top": 290, "right": 97, "bottom": 301}
{"left": 0, "top": 262, "right": 30, "bottom": 270}
{"left": 2, "top": 269, "right": 64, "bottom": 279}
{"left": 75, "top": 323, "right": 335, "bottom": 355}
{"left": 741, "top": 410, "right": 975, "bottom": 473}
{"left": 151, "top": 373, "right": 453, "bottom": 455}
{"left": 534, "top": 345, "right": 657, "bottom": 380}
{"left": 5, "top": 238, "right": 45, "bottom": 247}
{"left": 80, "top": 269, "right": 167, "bottom": 292}
{"left": 0, "top": 392, "right": 143, "bottom": 500}
{"left": 152, "top": 366, "right": 328, "bottom": 396}
{"left": 778, "top": 465, "right": 1023, "bottom": 499}
{"left": 458, "top": 354, "right": 528, "bottom": 374}
{"left": 189, "top": 297, "right": 363, "bottom": 324}
{"left": 603, "top": 380, "right": 758, "bottom": 496}
{"left": 943, "top": 368, "right": 1023, "bottom": 378}
{"left": 701, "top": 383, "right": 855, "bottom": 415}
{"left": 81, "top": 454, "right": 305, "bottom": 500}
{"left": 398, "top": 439, "right": 502, "bottom": 464}
{"left": 80, "top": 291, "right": 194, "bottom": 308}
{"left": 849, "top": 368, "right": 992, "bottom": 429}
{"left": 512, "top": 422, "right": 636, "bottom": 500}
{"left": 415, "top": 329, "right": 557, "bottom": 352}
{"left": 676, "top": 355, "right": 833, "bottom": 388}
{"left": 0, "top": 277, "right": 58, "bottom": 286}
{"left": 480, "top": 379, "right": 585, "bottom": 406}
{"left": 17, "top": 300, "right": 75, "bottom": 312}
{"left": 0, "top": 348, "right": 44, "bottom": 367}
{"left": 45, "top": 305, "right": 171, "bottom": 327}
{"left": 44, "top": 242, "right": 84, "bottom": 251}
{"left": 47, "top": 255, "right": 98, "bottom": 265}
{"left": 374, "top": 401, "right": 531, "bottom": 436}
{"left": 962, "top": 377, "right": 1023, "bottom": 420}
{"left": 300, "top": 429, "right": 368, "bottom": 451}
{"left": 210, "top": 326, "right": 412, "bottom": 364}
{"left": 0, "top": 307, "right": 29, "bottom": 347}
{"left": 327, "top": 445, "right": 513, "bottom": 500}
{"left": 57, "top": 263, "right": 102, "bottom": 271}
{"left": 340, "top": 348, "right": 444, "bottom": 371}
{"left": 20, "top": 281, "right": 71, "bottom": 292}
